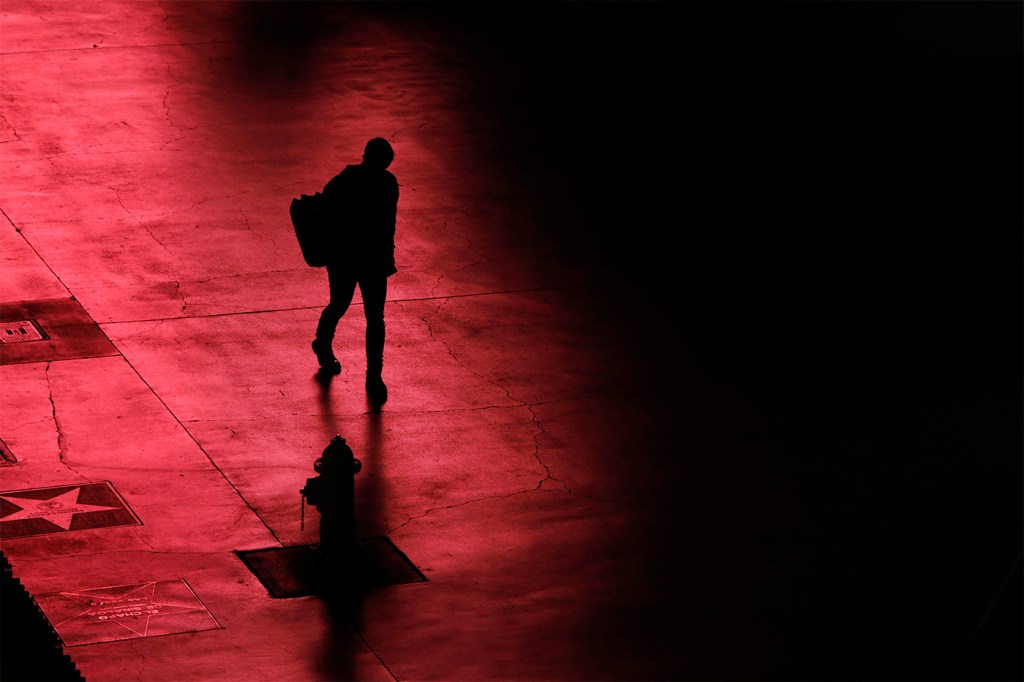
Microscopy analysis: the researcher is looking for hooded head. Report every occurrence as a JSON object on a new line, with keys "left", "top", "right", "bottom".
{"left": 363, "top": 137, "right": 395, "bottom": 170}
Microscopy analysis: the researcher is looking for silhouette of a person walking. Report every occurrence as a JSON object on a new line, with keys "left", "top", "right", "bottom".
{"left": 312, "top": 137, "right": 398, "bottom": 403}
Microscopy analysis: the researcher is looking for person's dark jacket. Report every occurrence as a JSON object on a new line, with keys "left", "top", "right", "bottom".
{"left": 322, "top": 163, "right": 399, "bottom": 276}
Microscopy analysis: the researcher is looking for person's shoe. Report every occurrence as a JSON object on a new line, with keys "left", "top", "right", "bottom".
{"left": 365, "top": 376, "right": 388, "bottom": 403}
{"left": 312, "top": 340, "right": 341, "bottom": 375}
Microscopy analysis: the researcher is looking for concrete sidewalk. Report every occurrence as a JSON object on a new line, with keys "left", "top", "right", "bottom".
{"left": 2, "top": 2, "right": 1020, "bottom": 681}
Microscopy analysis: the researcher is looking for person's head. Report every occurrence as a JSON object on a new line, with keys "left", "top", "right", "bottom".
{"left": 362, "top": 137, "right": 394, "bottom": 170}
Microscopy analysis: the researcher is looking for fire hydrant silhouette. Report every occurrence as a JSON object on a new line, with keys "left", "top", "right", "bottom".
{"left": 300, "top": 435, "right": 362, "bottom": 568}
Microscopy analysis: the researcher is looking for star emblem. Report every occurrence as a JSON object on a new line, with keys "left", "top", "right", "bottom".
{"left": 53, "top": 582, "right": 207, "bottom": 638}
{"left": 0, "top": 487, "right": 121, "bottom": 530}
{"left": 34, "top": 579, "right": 222, "bottom": 646}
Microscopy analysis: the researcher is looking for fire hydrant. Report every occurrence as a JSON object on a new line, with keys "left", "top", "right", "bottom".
{"left": 300, "top": 435, "right": 362, "bottom": 567}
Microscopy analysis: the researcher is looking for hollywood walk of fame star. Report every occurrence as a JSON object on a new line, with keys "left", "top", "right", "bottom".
{"left": 51, "top": 582, "right": 204, "bottom": 637}
{"left": 35, "top": 579, "right": 221, "bottom": 646}
{"left": 0, "top": 487, "right": 121, "bottom": 530}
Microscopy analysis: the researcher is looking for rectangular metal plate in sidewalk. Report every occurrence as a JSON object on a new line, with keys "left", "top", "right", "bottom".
{"left": 0, "top": 298, "right": 118, "bottom": 365}
{"left": 0, "top": 319, "right": 47, "bottom": 343}
{"left": 238, "top": 536, "right": 426, "bottom": 598}
{"left": 0, "top": 482, "right": 141, "bottom": 539}
{"left": 34, "top": 579, "right": 221, "bottom": 647}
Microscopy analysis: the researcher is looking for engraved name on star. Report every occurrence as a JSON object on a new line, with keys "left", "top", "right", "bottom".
{"left": 0, "top": 488, "right": 120, "bottom": 530}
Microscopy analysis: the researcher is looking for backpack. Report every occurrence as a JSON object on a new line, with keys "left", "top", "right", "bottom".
{"left": 289, "top": 191, "right": 331, "bottom": 267}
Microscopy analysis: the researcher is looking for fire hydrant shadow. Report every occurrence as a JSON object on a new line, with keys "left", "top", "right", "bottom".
{"left": 301, "top": 435, "right": 367, "bottom": 681}
{"left": 314, "top": 535, "right": 372, "bottom": 681}
{"left": 304, "top": 409, "right": 400, "bottom": 679}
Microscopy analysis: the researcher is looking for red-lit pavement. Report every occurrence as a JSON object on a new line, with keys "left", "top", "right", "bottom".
{"left": 2, "top": 3, "right": 1020, "bottom": 681}
{"left": 0, "top": 4, "right": 712, "bottom": 679}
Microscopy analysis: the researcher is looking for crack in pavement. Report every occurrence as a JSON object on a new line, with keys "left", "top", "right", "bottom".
{"left": 44, "top": 361, "right": 87, "bottom": 479}
{"left": 429, "top": 256, "right": 486, "bottom": 299}
{"left": 243, "top": 213, "right": 285, "bottom": 261}
{"left": 389, "top": 489, "right": 530, "bottom": 533}
{"left": 0, "top": 112, "right": 23, "bottom": 142}
{"left": 388, "top": 483, "right": 623, "bottom": 536}
{"left": 172, "top": 280, "right": 188, "bottom": 315}
{"left": 419, "top": 298, "right": 573, "bottom": 493}
{"left": 159, "top": 60, "right": 187, "bottom": 147}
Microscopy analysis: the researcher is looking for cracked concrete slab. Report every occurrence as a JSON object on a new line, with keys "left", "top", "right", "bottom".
{"left": 1, "top": 356, "right": 276, "bottom": 556}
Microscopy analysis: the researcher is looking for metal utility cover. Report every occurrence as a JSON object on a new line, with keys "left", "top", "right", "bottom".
{"left": 238, "top": 537, "right": 426, "bottom": 598}
{"left": 0, "top": 319, "right": 46, "bottom": 343}
{"left": 34, "top": 579, "right": 221, "bottom": 647}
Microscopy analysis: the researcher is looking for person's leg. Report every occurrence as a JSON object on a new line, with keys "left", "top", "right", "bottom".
{"left": 359, "top": 275, "right": 388, "bottom": 401}
{"left": 314, "top": 267, "right": 357, "bottom": 372}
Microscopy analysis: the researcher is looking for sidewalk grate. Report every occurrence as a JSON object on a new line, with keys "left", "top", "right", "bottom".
{"left": 238, "top": 536, "right": 426, "bottom": 598}
{"left": 0, "top": 319, "right": 47, "bottom": 343}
